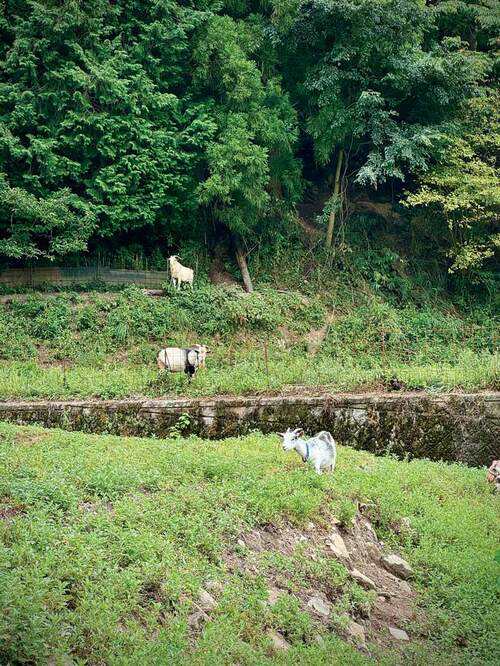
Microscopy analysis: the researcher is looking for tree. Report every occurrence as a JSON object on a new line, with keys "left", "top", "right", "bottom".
{"left": 272, "top": 0, "right": 488, "bottom": 248}
{"left": 0, "top": 0, "right": 212, "bottom": 259}
{"left": 0, "top": 175, "right": 95, "bottom": 259}
{"left": 404, "top": 91, "right": 499, "bottom": 273}
{"left": 191, "top": 13, "right": 301, "bottom": 290}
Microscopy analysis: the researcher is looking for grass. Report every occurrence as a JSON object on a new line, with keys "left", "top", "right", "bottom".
{"left": 0, "top": 346, "right": 497, "bottom": 400}
{"left": 0, "top": 284, "right": 497, "bottom": 400}
{"left": 1, "top": 423, "right": 498, "bottom": 665}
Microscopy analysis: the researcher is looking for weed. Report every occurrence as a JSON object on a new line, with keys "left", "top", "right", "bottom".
{"left": 168, "top": 413, "right": 193, "bottom": 438}
{"left": 0, "top": 283, "right": 496, "bottom": 400}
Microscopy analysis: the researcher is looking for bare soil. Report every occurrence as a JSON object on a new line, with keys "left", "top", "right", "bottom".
{"left": 222, "top": 510, "right": 422, "bottom": 656}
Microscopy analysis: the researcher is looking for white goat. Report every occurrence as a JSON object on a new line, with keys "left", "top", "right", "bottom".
{"left": 157, "top": 345, "right": 208, "bottom": 378}
{"left": 279, "top": 428, "right": 337, "bottom": 474}
{"left": 168, "top": 255, "right": 194, "bottom": 290}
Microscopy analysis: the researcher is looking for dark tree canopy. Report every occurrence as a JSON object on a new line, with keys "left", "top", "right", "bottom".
{"left": 0, "top": 0, "right": 498, "bottom": 275}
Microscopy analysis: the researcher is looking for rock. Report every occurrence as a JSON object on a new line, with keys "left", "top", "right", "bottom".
{"left": 390, "top": 517, "right": 411, "bottom": 534}
{"left": 306, "top": 521, "right": 315, "bottom": 531}
{"left": 350, "top": 568, "right": 377, "bottom": 591}
{"left": 268, "top": 630, "right": 290, "bottom": 651}
{"left": 381, "top": 554, "right": 413, "bottom": 579}
{"left": 389, "top": 626, "right": 409, "bottom": 641}
{"left": 307, "top": 594, "right": 331, "bottom": 618}
{"left": 188, "top": 610, "right": 208, "bottom": 631}
{"left": 197, "top": 589, "right": 217, "bottom": 612}
{"left": 347, "top": 620, "right": 366, "bottom": 647}
{"left": 205, "top": 580, "right": 224, "bottom": 594}
{"left": 397, "top": 580, "right": 412, "bottom": 596}
{"left": 366, "top": 543, "right": 381, "bottom": 561}
{"left": 267, "top": 587, "right": 282, "bottom": 606}
{"left": 326, "top": 530, "right": 350, "bottom": 559}
{"left": 360, "top": 517, "right": 378, "bottom": 539}
{"left": 143, "top": 289, "right": 164, "bottom": 297}
{"left": 237, "top": 539, "right": 246, "bottom": 547}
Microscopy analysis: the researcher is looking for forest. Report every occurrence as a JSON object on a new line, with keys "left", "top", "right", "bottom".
{"left": 0, "top": 0, "right": 498, "bottom": 293}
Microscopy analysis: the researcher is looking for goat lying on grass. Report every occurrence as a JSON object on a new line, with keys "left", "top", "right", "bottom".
{"left": 168, "top": 255, "right": 194, "bottom": 289}
{"left": 279, "top": 428, "right": 337, "bottom": 474}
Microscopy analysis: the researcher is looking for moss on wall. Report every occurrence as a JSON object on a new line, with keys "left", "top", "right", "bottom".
{"left": 0, "top": 393, "right": 498, "bottom": 466}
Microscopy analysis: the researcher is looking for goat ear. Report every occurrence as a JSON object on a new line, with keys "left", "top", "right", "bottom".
{"left": 277, "top": 432, "right": 285, "bottom": 437}
{"left": 295, "top": 428, "right": 304, "bottom": 438}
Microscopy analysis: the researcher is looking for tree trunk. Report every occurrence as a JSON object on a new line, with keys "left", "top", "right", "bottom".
{"left": 234, "top": 235, "right": 254, "bottom": 293}
{"left": 325, "top": 149, "right": 344, "bottom": 249}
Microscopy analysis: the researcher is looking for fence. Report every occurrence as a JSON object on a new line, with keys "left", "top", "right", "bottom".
{"left": 0, "top": 266, "right": 169, "bottom": 289}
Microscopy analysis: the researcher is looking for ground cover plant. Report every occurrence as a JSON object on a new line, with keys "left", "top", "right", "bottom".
{"left": 0, "top": 284, "right": 497, "bottom": 400}
{"left": 0, "top": 423, "right": 498, "bottom": 665}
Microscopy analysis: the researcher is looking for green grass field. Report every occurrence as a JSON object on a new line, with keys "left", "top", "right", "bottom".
{"left": 1, "top": 423, "right": 498, "bottom": 665}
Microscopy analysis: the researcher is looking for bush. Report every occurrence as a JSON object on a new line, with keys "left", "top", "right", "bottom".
{"left": 0, "top": 311, "right": 37, "bottom": 360}
{"left": 9, "top": 295, "right": 73, "bottom": 340}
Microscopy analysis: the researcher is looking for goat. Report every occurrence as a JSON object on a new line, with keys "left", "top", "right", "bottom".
{"left": 168, "top": 255, "right": 194, "bottom": 290}
{"left": 487, "top": 460, "right": 500, "bottom": 492}
{"left": 278, "top": 428, "right": 337, "bottom": 474}
{"left": 156, "top": 345, "right": 208, "bottom": 378}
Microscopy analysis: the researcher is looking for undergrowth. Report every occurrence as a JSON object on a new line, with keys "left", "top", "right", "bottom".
{"left": 0, "top": 284, "right": 497, "bottom": 399}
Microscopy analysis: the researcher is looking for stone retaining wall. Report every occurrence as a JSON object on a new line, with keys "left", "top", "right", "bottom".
{"left": 1, "top": 392, "right": 498, "bottom": 466}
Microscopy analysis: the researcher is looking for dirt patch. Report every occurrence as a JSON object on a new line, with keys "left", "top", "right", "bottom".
{"left": 222, "top": 511, "right": 421, "bottom": 656}
{"left": 277, "top": 326, "right": 302, "bottom": 349}
{"left": 0, "top": 500, "right": 24, "bottom": 522}
{"left": 14, "top": 431, "right": 50, "bottom": 446}
{"left": 35, "top": 344, "right": 76, "bottom": 368}
{"left": 209, "top": 256, "right": 241, "bottom": 288}
{"left": 306, "top": 311, "right": 338, "bottom": 355}
{"left": 79, "top": 500, "right": 114, "bottom": 513}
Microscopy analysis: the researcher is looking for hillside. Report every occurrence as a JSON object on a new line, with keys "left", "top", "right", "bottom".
{"left": 0, "top": 263, "right": 497, "bottom": 401}
{"left": 1, "top": 423, "right": 498, "bottom": 665}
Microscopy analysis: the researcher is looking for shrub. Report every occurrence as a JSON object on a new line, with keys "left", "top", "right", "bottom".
{"left": 9, "top": 295, "right": 72, "bottom": 340}
{"left": 0, "top": 311, "right": 37, "bottom": 360}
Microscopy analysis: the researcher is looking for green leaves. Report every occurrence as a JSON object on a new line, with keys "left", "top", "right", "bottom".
{"left": 190, "top": 12, "right": 301, "bottom": 235}
{"left": 0, "top": 0, "right": 209, "bottom": 256}
{"left": 0, "top": 175, "right": 95, "bottom": 258}
{"left": 0, "top": 0, "right": 497, "bottom": 270}
{"left": 278, "top": 0, "right": 490, "bottom": 189}
{"left": 404, "top": 91, "right": 500, "bottom": 272}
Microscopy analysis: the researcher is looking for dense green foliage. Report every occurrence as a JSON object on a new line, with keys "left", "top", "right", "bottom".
{"left": 0, "top": 283, "right": 496, "bottom": 399}
{"left": 1, "top": 424, "right": 498, "bottom": 664}
{"left": 0, "top": 0, "right": 497, "bottom": 281}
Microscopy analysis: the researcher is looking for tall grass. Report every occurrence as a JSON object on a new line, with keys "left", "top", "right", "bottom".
{"left": 0, "top": 285, "right": 497, "bottom": 399}
{"left": 0, "top": 347, "right": 496, "bottom": 400}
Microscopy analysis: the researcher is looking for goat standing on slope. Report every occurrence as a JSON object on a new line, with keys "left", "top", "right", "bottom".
{"left": 168, "top": 255, "right": 194, "bottom": 290}
{"left": 279, "top": 428, "right": 337, "bottom": 474}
